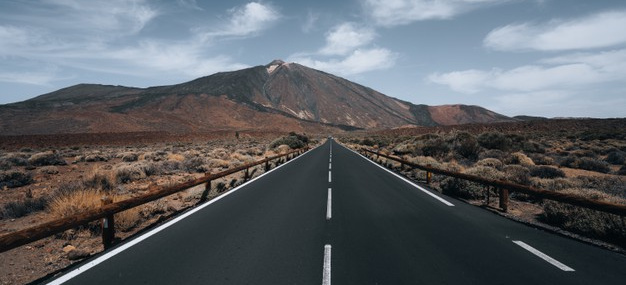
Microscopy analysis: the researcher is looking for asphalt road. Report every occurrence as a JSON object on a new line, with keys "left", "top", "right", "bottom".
{"left": 45, "top": 139, "right": 626, "bottom": 284}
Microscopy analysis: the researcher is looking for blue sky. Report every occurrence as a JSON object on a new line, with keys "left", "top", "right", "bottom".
{"left": 1, "top": 0, "right": 625, "bottom": 118}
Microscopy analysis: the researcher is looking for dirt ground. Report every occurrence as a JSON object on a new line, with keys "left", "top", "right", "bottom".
{"left": 0, "top": 133, "right": 305, "bottom": 284}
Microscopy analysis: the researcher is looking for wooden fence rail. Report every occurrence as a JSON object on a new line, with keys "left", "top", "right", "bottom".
{"left": 359, "top": 148, "right": 626, "bottom": 216}
{"left": 0, "top": 147, "right": 309, "bottom": 253}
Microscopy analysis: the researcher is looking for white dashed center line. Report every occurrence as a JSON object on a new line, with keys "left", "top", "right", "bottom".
{"left": 326, "top": 188, "right": 332, "bottom": 220}
{"left": 322, "top": 244, "right": 332, "bottom": 285}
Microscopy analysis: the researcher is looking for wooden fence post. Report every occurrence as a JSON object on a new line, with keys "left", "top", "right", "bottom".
{"left": 426, "top": 172, "right": 432, "bottom": 185}
{"left": 244, "top": 168, "right": 250, "bottom": 181}
{"left": 265, "top": 159, "right": 270, "bottom": 171}
{"left": 198, "top": 179, "right": 211, "bottom": 204}
{"left": 101, "top": 196, "right": 115, "bottom": 249}
{"left": 499, "top": 188, "right": 509, "bottom": 212}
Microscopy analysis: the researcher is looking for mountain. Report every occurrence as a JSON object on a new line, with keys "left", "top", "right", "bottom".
{"left": 0, "top": 60, "right": 515, "bottom": 135}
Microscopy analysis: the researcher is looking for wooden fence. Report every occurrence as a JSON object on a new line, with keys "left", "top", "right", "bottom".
{"left": 0, "top": 147, "right": 309, "bottom": 253}
{"left": 359, "top": 148, "right": 626, "bottom": 216}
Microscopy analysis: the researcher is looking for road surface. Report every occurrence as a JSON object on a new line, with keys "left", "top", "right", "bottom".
{"left": 45, "top": 139, "right": 626, "bottom": 284}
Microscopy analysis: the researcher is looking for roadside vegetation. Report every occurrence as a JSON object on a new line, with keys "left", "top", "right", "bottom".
{"left": 341, "top": 128, "right": 626, "bottom": 247}
{"left": 0, "top": 132, "right": 312, "bottom": 235}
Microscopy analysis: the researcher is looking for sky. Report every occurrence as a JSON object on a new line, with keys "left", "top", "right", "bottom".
{"left": 1, "top": 0, "right": 625, "bottom": 118}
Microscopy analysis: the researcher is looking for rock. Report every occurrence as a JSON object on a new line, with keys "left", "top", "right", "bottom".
{"left": 67, "top": 249, "right": 90, "bottom": 261}
{"left": 62, "top": 245, "right": 76, "bottom": 253}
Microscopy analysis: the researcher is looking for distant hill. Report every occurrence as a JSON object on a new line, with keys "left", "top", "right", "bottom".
{"left": 513, "top": 115, "right": 549, "bottom": 121}
{"left": 0, "top": 60, "right": 515, "bottom": 135}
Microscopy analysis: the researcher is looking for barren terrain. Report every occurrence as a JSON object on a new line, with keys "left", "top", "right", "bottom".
{"left": 0, "top": 132, "right": 313, "bottom": 284}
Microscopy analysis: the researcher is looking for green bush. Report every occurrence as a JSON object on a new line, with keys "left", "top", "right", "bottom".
{"left": 0, "top": 170, "right": 33, "bottom": 188}
{"left": 477, "top": 132, "right": 512, "bottom": 151}
{"left": 452, "top": 132, "right": 481, "bottom": 160}
{"left": 560, "top": 156, "right": 611, "bottom": 173}
{"left": 529, "top": 166, "right": 566, "bottom": 179}
{"left": 605, "top": 151, "right": 625, "bottom": 165}
{"left": 0, "top": 153, "right": 29, "bottom": 170}
{"left": 542, "top": 188, "right": 626, "bottom": 244}
{"left": 1, "top": 197, "right": 48, "bottom": 218}
{"left": 270, "top": 133, "right": 309, "bottom": 149}
{"left": 421, "top": 138, "right": 450, "bottom": 158}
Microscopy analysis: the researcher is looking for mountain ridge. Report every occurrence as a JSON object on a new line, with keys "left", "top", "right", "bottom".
{"left": 0, "top": 60, "right": 515, "bottom": 135}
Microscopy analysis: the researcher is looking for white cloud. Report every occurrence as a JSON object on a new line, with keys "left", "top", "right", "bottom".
{"left": 40, "top": 0, "right": 158, "bottom": 35}
{"left": 484, "top": 10, "right": 626, "bottom": 51}
{"left": 320, "top": 23, "right": 376, "bottom": 56}
{"left": 302, "top": 10, "right": 319, "bottom": 33}
{"left": 291, "top": 48, "right": 397, "bottom": 75}
{"left": 104, "top": 40, "right": 249, "bottom": 77}
{"left": 206, "top": 2, "right": 280, "bottom": 38}
{"left": 362, "top": 0, "right": 508, "bottom": 26}
{"left": 177, "top": 0, "right": 203, "bottom": 10}
{"left": 429, "top": 48, "right": 626, "bottom": 93}
{"left": 0, "top": 71, "right": 61, "bottom": 86}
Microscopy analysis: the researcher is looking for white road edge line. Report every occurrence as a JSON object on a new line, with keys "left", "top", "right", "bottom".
{"left": 326, "top": 188, "right": 332, "bottom": 220}
{"left": 344, "top": 146, "right": 454, "bottom": 207}
{"left": 513, "top": 240, "right": 575, "bottom": 272}
{"left": 323, "top": 244, "right": 332, "bottom": 285}
{"left": 46, "top": 146, "right": 318, "bottom": 285}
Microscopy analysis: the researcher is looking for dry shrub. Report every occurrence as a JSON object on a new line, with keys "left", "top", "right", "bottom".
{"left": 28, "top": 151, "right": 67, "bottom": 166}
{"left": 441, "top": 166, "right": 506, "bottom": 199}
{"left": 183, "top": 157, "right": 209, "bottom": 173}
{"left": 84, "top": 153, "right": 108, "bottom": 162}
{"left": 542, "top": 188, "right": 626, "bottom": 244}
{"left": 561, "top": 156, "right": 611, "bottom": 173}
{"left": 121, "top": 152, "right": 139, "bottom": 162}
{"left": 115, "top": 163, "right": 147, "bottom": 183}
{"left": 575, "top": 176, "right": 626, "bottom": 199}
{"left": 529, "top": 166, "right": 565, "bottom": 179}
{"left": 37, "top": 166, "right": 59, "bottom": 175}
{"left": 244, "top": 147, "right": 264, "bottom": 156}
{"left": 503, "top": 165, "right": 531, "bottom": 185}
{"left": 273, "top": 144, "right": 291, "bottom": 154}
{"left": 1, "top": 197, "right": 48, "bottom": 218}
{"left": 49, "top": 188, "right": 102, "bottom": 218}
{"left": 505, "top": 152, "right": 535, "bottom": 167}
{"left": 140, "top": 151, "right": 163, "bottom": 162}
{"left": 477, "top": 132, "right": 512, "bottom": 151}
{"left": 208, "top": 158, "right": 230, "bottom": 169}
{"left": 0, "top": 153, "right": 29, "bottom": 170}
{"left": 115, "top": 207, "right": 142, "bottom": 232}
{"left": 49, "top": 187, "right": 142, "bottom": 233}
{"left": 531, "top": 177, "right": 579, "bottom": 191}
{"left": 405, "top": 155, "right": 442, "bottom": 168}
{"left": 0, "top": 170, "right": 33, "bottom": 188}
{"left": 83, "top": 168, "right": 115, "bottom": 191}
{"left": 167, "top": 153, "right": 185, "bottom": 162}
{"left": 529, "top": 154, "right": 555, "bottom": 166}
{"left": 618, "top": 165, "right": 626, "bottom": 176}
{"left": 392, "top": 143, "right": 416, "bottom": 155}
{"left": 210, "top": 148, "right": 230, "bottom": 160}
{"left": 478, "top": 149, "right": 506, "bottom": 161}
{"left": 475, "top": 158, "right": 503, "bottom": 170}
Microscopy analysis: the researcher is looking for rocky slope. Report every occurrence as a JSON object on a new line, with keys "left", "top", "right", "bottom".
{"left": 0, "top": 60, "right": 515, "bottom": 135}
